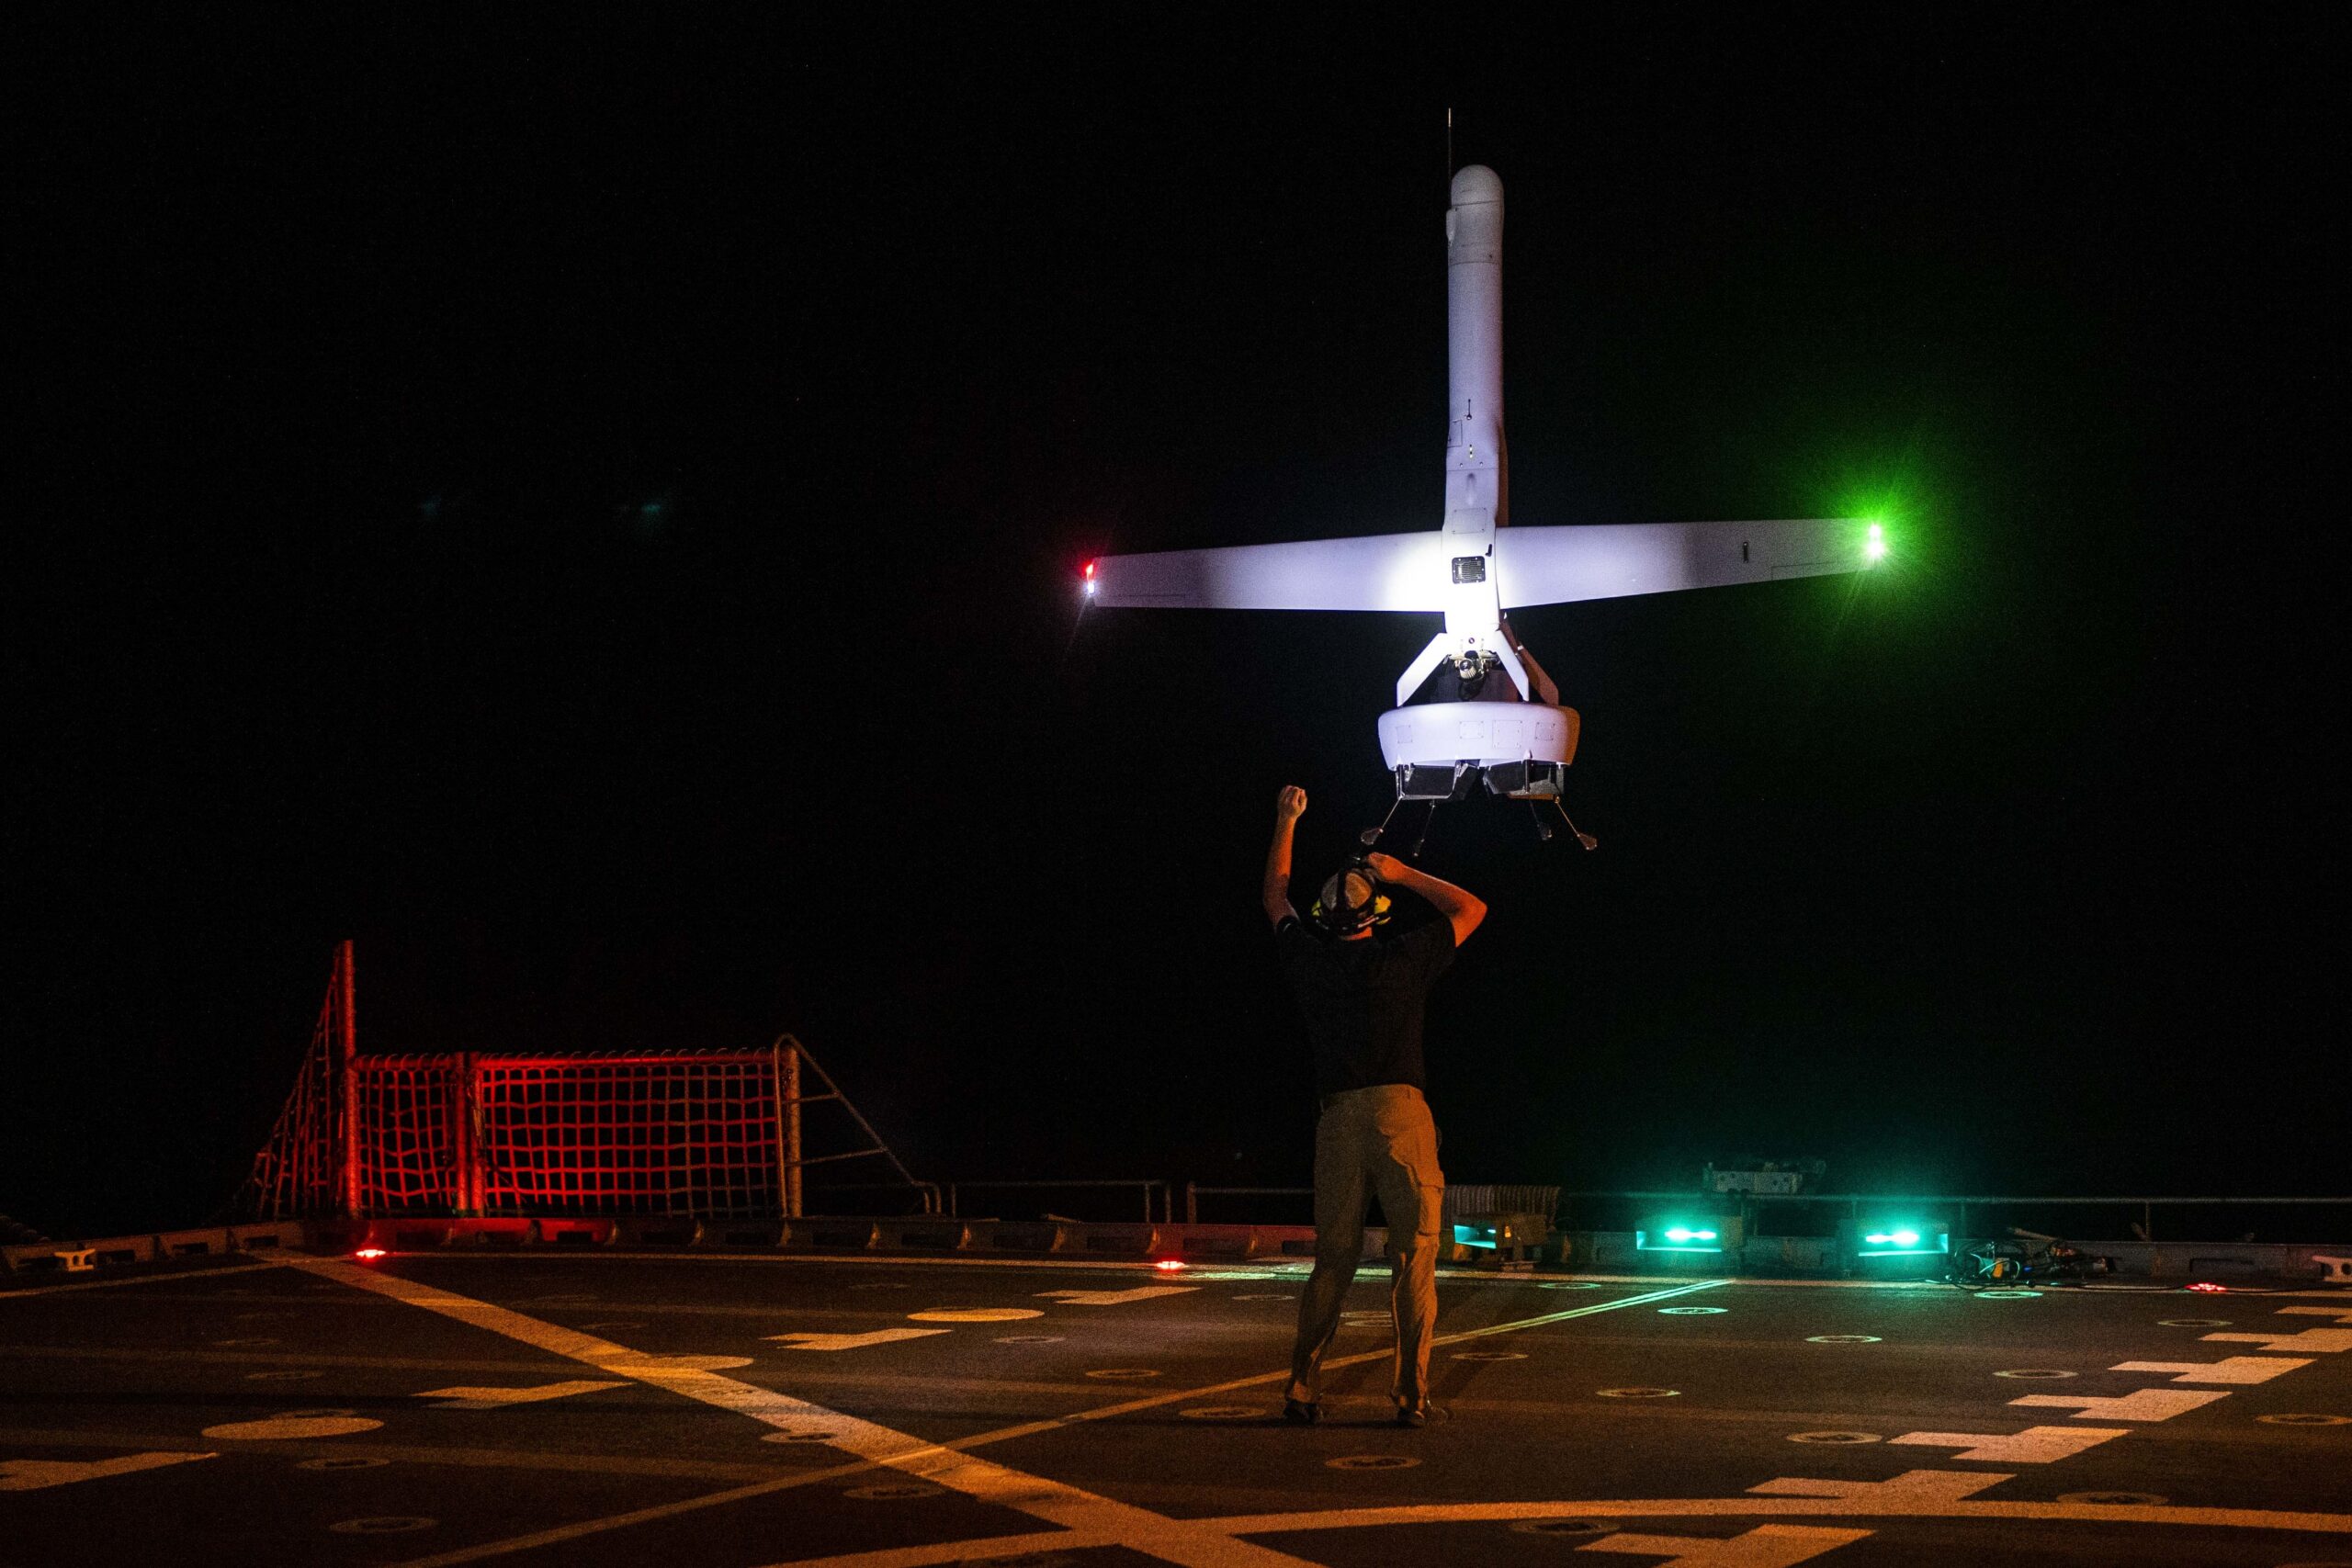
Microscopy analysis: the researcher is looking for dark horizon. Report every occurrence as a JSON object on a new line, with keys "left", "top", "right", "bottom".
{"left": 13, "top": 13, "right": 2336, "bottom": 1238}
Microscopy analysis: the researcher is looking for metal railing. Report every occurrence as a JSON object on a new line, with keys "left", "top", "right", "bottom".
{"left": 945, "top": 1179, "right": 1171, "bottom": 1224}
{"left": 1185, "top": 1185, "right": 1312, "bottom": 1224}
{"left": 1560, "top": 1191, "right": 2352, "bottom": 1245}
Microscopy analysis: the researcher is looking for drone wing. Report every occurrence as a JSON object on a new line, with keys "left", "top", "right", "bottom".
{"left": 1088, "top": 531, "right": 1450, "bottom": 612}
{"left": 1492, "top": 519, "right": 1881, "bottom": 609}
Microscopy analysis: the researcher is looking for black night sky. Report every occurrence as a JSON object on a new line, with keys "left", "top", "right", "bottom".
{"left": 14, "top": 12, "right": 2337, "bottom": 1237}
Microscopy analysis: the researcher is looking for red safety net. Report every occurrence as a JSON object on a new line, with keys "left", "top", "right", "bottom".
{"left": 236, "top": 942, "right": 354, "bottom": 1220}
{"left": 476, "top": 1053, "right": 785, "bottom": 1217}
{"left": 238, "top": 944, "right": 924, "bottom": 1220}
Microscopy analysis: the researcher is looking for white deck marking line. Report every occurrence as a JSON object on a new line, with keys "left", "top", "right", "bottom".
{"left": 2203, "top": 1327, "right": 2352, "bottom": 1352}
{"left": 768, "top": 1485, "right": 2352, "bottom": 1567}
{"left": 2111, "top": 1356, "right": 2312, "bottom": 1384}
{"left": 0, "top": 1260, "right": 283, "bottom": 1299}
{"left": 0, "top": 1451, "right": 216, "bottom": 1491}
{"left": 417, "top": 1381, "right": 626, "bottom": 1410}
{"left": 2007, "top": 1388, "right": 2231, "bottom": 1422}
{"left": 286, "top": 1258, "right": 1317, "bottom": 1568}
{"left": 1887, "top": 1427, "right": 2132, "bottom": 1463}
{"left": 1574, "top": 1524, "right": 1872, "bottom": 1565}
{"left": 382, "top": 1277, "right": 1724, "bottom": 1567}
{"left": 1035, "top": 1285, "right": 1200, "bottom": 1304}
{"left": 765, "top": 1329, "right": 950, "bottom": 1351}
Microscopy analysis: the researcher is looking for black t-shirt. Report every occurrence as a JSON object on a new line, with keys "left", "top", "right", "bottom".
{"left": 1273, "top": 915, "right": 1457, "bottom": 1098}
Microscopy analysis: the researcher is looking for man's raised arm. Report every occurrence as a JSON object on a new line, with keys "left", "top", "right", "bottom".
{"left": 1263, "top": 785, "right": 1307, "bottom": 927}
{"left": 1364, "top": 852, "right": 1487, "bottom": 946}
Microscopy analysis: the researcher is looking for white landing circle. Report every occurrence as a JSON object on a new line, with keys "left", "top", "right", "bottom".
{"left": 2160, "top": 1317, "right": 2232, "bottom": 1327}
{"left": 1181, "top": 1406, "right": 1266, "bottom": 1421}
{"left": 1806, "top": 1334, "right": 1883, "bottom": 1344}
{"left": 1510, "top": 1519, "right": 1610, "bottom": 1536}
{"left": 1327, "top": 1454, "right": 1419, "bottom": 1470}
{"left": 2057, "top": 1490, "right": 2167, "bottom": 1505}
{"left": 1995, "top": 1369, "right": 2080, "bottom": 1380}
{"left": 328, "top": 1517, "right": 435, "bottom": 1535}
{"left": 1974, "top": 1289, "right": 2042, "bottom": 1299}
{"left": 1789, "top": 1431, "right": 1883, "bottom": 1445}
{"left": 213, "top": 1337, "right": 281, "bottom": 1347}
{"left": 761, "top": 1430, "right": 842, "bottom": 1444}
{"left": 205, "top": 1409, "right": 384, "bottom": 1440}
{"left": 1597, "top": 1387, "right": 1680, "bottom": 1399}
{"left": 297, "top": 1456, "right": 390, "bottom": 1471}
{"left": 1450, "top": 1350, "right": 1526, "bottom": 1361}
{"left": 2259, "top": 1413, "right": 2351, "bottom": 1427}
{"left": 843, "top": 1482, "right": 944, "bottom": 1500}
{"left": 1083, "top": 1368, "right": 1161, "bottom": 1381}
{"left": 993, "top": 1334, "right": 1065, "bottom": 1344}
{"left": 1659, "top": 1305, "right": 1726, "bottom": 1314}
{"left": 910, "top": 1307, "right": 1044, "bottom": 1323}
{"left": 243, "top": 1370, "right": 323, "bottom": 1382}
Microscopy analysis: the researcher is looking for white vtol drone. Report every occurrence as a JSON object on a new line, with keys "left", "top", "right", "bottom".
{"left": 1082, "top": 165, "right": 1885, "bottom": 844}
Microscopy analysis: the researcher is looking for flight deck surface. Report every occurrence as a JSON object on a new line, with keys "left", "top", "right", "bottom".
{"left": 3, "top": 1251, "right": 2346, "bottom": 1566}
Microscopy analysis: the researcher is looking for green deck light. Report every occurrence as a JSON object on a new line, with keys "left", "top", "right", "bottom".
{"left": 1637, "top": 1215, "right": 1742, "bottom": 1254}
{"left": 1863, "top": 521, "right": 1887, "bottom": 562}
{"left": 1852, "top": 1220, "right": 1949, "bottom": 1259}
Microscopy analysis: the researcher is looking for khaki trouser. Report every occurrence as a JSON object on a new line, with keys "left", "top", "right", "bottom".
{"left": 1286, "top": 1083, "right": 1444, "bottom": 1411}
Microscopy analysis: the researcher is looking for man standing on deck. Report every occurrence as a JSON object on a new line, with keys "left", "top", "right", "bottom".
{"left": 1261, "top": 784, "right": 1486, "bottom": 1428}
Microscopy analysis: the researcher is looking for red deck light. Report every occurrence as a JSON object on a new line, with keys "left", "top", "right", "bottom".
{"left": 353, "top": 1247, "right": 387, "bottom": 1261}
{"left": 1153, "top": 1258, "right": 1185, "bottom": 1271}
{"left": 2187, "top": 1280, "right": 2227, "bottom": 1293}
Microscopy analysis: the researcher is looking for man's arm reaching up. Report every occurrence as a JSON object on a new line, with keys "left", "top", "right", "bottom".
{"left": 1263, "top": 785, "right": 1307, "bottom": 927}
{"left": 1364, "top": 852, "right": 1487, "bottom": 946}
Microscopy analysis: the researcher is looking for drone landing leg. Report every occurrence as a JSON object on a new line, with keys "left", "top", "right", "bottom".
{"left": 1530, "top": 801, "right": 1555, "bottom": 842}
{"left": 1409, "top": 801, "right": 1439, "bottom": 861}
{"left": 1551, "top": 798, "right": 1598, "bottom": 852}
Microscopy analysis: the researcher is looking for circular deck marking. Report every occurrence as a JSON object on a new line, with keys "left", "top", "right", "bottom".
{"left": 1181, "top": 1406, "right": 1266, "bottom": 1421}
{"left": 214, "top": 1337, "right": 281, "bottom": 1347}
{"left": 1788, "top": 1430, "right": 1881, "bottom": 1445}
{"left": 910, "top": 1307, "right": 1044, "bottom": 1323}
{"left": 1974, "top": 1289, "right": 2041, "bottom": 1299}
{"left": 1996, "top": 1369, "right": 2079, "bottom": 1380}
{"left": 528, "top": 1292, "right": 596, "bottom": 1304}
{"left": 1659, "top": 1306, "right": 1726, "bottom": 1315}
{"left": 2160, "top": 1317, "right": 2231, "bottom": 1327}
{"left": 1510, "top": 1518, "right": 1608, "bottom": 1535}
{"left": 1538, "top": 1282, "right": 1601, "bottom": 1291}
{"left": 993, "top": 1334, "right": 1065, "bottom": 1344}
{"left": 1451, "top": 1350, "right": 1527, "bottom": 1361}
{"left": 1327, "top": 1454, "right": 1420, "bottom": 1470}
{"left": 2058, "top": 1490, "right": 2167, "bottom": 1506}
{"left": 848, "top": 1281, "right": 910, "bottom": 1290}
{"left": 329, "top": 1517, "right": 435, "bottom": 1535}
{"left": 1084, "top": 1368, "right": 1161, "bottom": 1381}
{"left": 205, "top": 1411, "right": 384, "bottom": 1440}
{"left": 1597, "top": 1387, "right": 1680, "bottom": 1399}
{"left": 1806, "top": 1335, "right": 1882, "bottom": 1344}
{"left": 762, "top": 1430, "right": 842, "bottom": 1444}
{"left": 1234, "top": 1293, "right": 1293, "bottom": 1301}
{"left": 2259, "top": 1413, "right": 2351, "bottom": 1427}
{"left": 297, "top": 1456, "right": 390, "bottom": 1472}
{"left": 579, "top": 1321, "right": 646, "bottom": 1332}
{"left": 243, "top": 1370, "right": 324, "bottom": 1382}
{"left": 845, "top": 1482, "right": 944, "bottom": 1500}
